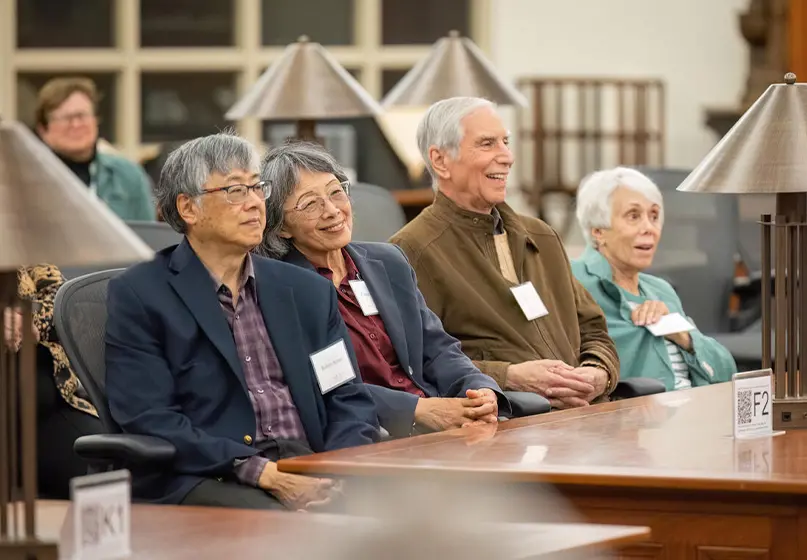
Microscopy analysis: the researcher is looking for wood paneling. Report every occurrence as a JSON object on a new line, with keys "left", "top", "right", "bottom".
{"left": 790, "top": 0, "right": 807, "bottom": 78}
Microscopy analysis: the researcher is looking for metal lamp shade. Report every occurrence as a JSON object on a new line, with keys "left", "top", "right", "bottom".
{"left": 381, "top": 31, "right": 528, "bottom": 108}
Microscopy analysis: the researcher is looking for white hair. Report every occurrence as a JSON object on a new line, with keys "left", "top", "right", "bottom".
{"left": 575, "top": 167, "right": 664, "bottom": 246}
{"left": 416, "top": 97, "right": 496, "bottom": 186}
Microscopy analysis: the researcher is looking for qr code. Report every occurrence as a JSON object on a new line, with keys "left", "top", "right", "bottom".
{"left": 737, "top": 389, "right": 753, "bottom": 425}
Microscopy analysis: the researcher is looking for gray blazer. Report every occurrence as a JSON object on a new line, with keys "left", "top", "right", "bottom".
{"left": 284, "top": 241, "right": 507, "bottom": 436}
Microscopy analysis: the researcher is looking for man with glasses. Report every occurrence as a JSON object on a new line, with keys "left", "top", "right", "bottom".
{"left": 35, "top": 77, "right": 155, "bottom": 220}
{"left": 258, "top": 141, "right": 506, "bottom": 438}
{"left": 105, "top": 132, "right": 380, "bottom": 510}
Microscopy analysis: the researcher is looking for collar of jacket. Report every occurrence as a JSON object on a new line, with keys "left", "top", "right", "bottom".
{"left": 579, "top": 245, "right": 616, "bottom": 282}
{"left": 430, "top": 190, "right": 539, "bottom": 251}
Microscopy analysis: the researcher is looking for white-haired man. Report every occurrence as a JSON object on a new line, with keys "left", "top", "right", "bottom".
{"left": 390, "top": 97, "right": 619, "bottom": 409}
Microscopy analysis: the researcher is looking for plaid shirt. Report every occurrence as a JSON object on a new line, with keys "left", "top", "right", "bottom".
{"left": 208, "top": 255, "right": 307, "bottom": 486}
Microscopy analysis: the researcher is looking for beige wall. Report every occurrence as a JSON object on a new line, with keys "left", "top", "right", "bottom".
{"left": 493, "top": 0, "right": 748, "bottom": 166}
{"left": 490, "top": 0, "right": 748, "bottom": 214}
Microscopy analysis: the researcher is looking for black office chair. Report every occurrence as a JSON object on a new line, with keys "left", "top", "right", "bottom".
{"left": 53, "top": 269, "right": 175, "bottom": 472}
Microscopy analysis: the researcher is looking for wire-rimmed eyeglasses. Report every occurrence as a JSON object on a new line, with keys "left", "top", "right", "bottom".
{"left": 198, "top": 181, "right": 271, "bottom": 205}
{"left": 288, "top": 180, "right": 351, "bottom": 219}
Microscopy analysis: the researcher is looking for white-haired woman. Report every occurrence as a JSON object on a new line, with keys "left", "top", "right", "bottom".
{"left": 570, "top": 167, "right": 736, "bottom": 391}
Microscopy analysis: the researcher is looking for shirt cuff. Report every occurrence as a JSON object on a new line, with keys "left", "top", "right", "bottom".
{"left": 234, "top": 455, "right": 269, "bottom": 487}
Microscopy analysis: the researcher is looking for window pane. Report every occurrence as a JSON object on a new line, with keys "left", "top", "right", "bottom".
{"left": 16, "top": 72, "right": 117, "bottom": 142}
{"left": 141, "top": 73, "right": 237, "bottom": 142}
{"left": 262, "top": 0, "right": 353, "bottom": 46}
{"left": 382, "top": 69, "right": 410, "bottom": 97}
{"left": 382, "top": 0, "right": 470, "bottom": 45}
{"left": 16, "top": 0, "right": 114, "bottom": 48}
{"left": 141, "top": 0, "right": 234, "bottom": 47}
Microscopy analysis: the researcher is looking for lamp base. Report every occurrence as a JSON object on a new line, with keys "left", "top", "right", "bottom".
{"left": 0, "top": 538, "right": 58, "bottom": 559}
{"left": 772, "top": 398, "right": 807, "bottom": 430}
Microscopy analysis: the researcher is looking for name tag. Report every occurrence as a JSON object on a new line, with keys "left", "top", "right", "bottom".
{"left": 733, "top": 369, "right": 774, "bottom": 439}
{"left": 510, "top": 282, "right": 549, "bottom": 321}
{"left": 309, "top": 339, "right": 357, "bottom": 394}
{"left": 348, "top": 280, "right": 379, "bottom": 316}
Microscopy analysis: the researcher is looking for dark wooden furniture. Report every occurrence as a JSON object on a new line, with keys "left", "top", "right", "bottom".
{"left": 32, "top": 500, "right": 648, "bottom": 558}
{"left": 392, "top": 187, "right": 435, "bottom": 221}
{"left": 517, "top": 77, "right": 665, "bottom": 235}
{"left": 280, "top": 383, "right": 807, "bottom": 559}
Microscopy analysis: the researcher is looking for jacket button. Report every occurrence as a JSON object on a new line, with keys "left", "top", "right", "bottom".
{"left": 244, "top": 435, "right": 253, "bottom": 444}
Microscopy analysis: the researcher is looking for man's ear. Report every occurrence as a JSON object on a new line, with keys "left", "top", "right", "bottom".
{"left": 36, "top": 123, "right": 48, "bottom": 138}
{"left": 429, "top": 146, "right": 451, "bottom": 181}
{"left": 177, "top": 193, "right": 201, "bottom": 227}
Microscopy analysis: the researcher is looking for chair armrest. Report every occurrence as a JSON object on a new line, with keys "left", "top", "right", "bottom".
{"left": 502, "top": 391, "right": 551, "bottom": 417}
{"left": 74, "top": 434, "right": 176, "bottom": 466}
{"left": 611, "top": 378, "right": 666, "bottom": 400}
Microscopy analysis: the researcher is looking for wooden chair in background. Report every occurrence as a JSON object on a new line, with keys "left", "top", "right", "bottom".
{"left": 517, "top": 77, "right": 666, "bottom": 237}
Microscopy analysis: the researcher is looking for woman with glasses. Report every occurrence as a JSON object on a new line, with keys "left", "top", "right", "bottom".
{"left": 258, "top": 141, "right": 508, "bottom": 438}
{"left": 35, "top": 77, "right": 155, "bottom": 221}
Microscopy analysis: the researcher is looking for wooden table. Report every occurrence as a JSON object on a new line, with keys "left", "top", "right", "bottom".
{"left": 29, "top": 500, "right": 648, "bottom": 559}
{"left": 279, "top": 384, "right": 807, "bottom": 559}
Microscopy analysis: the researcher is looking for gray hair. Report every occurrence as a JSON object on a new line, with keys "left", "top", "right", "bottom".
{"left": 156, "top": 130, "right": 260, "bottom": 233}
{"left": 575, "top": 167, "right": 665, "bottom": 247}
{"left": 417, "top": 97, "right": 496, "bottom": 184}
{"left": 258, "top": 141, "right": 349, "bottom": 259}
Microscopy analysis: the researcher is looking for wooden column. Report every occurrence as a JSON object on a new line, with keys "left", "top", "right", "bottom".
{"left": 790, "top": 0, "right": 807, "bottom": 78}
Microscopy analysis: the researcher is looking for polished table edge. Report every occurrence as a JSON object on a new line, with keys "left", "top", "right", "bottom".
{"left": 278, "top": 385, "right": 807, "bottom": 496}
{"left": 32, "top": 500, "right": 651, "bottom": 558}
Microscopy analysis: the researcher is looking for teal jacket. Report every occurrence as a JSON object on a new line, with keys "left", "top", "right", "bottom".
{"left": 571, "top": 246, "right": 736, "bottom": 390}
{"left": 92, "top": 152, "right": 156, "bottom": 221}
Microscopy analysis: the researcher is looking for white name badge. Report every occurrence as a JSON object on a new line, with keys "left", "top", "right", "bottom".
{"left": 732, "top": 369, "right": 774, "bottom": 439}
{"left": 348, "top": 280, "right": 379, "bottom": 316}
{"left": 66, "top": 470, "right": 132, "bottom": 560}
{"left": 510, "top": 282, "right": 549, "bottom": 321}
{"left": 646, "top": 312, "right": 695, "bottom": 337}
{"left": 310, "top": 339, "right": 357, "bottom": 394}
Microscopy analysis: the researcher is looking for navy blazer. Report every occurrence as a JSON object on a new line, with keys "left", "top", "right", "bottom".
{"left": 284, "top": 241, "right": 505, "bottom": 437}
{"left": 105, "top": 240, "right": 380, "bottom": 504}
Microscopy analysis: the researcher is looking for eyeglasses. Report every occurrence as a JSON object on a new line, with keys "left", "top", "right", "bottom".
{"left": 289, "top": 181, "right": 351, "bottom": 219}
{"left": 48, "top": 111, "right": 96, "bottom": 126}
{"left": 198, "top": 181, "right": 271, "bottom": 205}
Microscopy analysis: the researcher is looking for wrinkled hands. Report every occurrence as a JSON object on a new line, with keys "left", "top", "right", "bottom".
{"left": 258, "top": 462, "right": 343, "bottom": 511}
{"left": 631, "top": 300, "right": 691, "bottom": 350}
{"left": 414, "top": 388, "right": 499, "bottom": 432}
{"left": 3, "top": 307, "right": 39, "bottom": 352}
{"left": 505, "top": 359, "right": 608, "bottom": 409}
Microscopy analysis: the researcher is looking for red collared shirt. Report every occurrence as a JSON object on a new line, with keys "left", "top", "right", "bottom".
{"left": 316, "top": 250, "right": 426, "bottom": 398}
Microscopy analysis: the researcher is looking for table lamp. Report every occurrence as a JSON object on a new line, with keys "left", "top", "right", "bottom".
{"left": 0, "top": 119, "right": 153, "bottom": 557}
{"left": 678, "top": 73, "right": 807, "bottom": 430}
{"left": 225, "top": 35, "right": 383, "bottom": 141}
{"left": 381, "top": 30, "right": 528, "bottom": 108}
